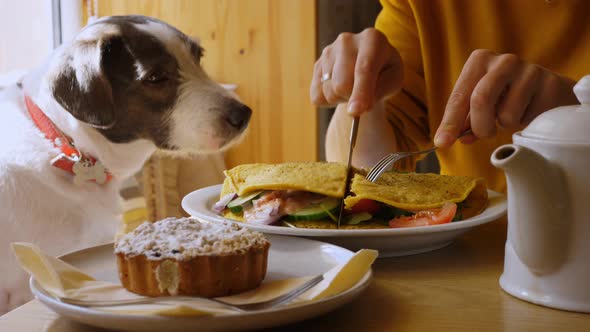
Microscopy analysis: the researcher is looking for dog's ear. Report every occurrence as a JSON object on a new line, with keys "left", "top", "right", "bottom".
{"left": 50, "top": 34, "right": 128, "bottom": 129}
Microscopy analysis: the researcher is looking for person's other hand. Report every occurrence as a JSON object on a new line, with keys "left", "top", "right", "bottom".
{"left": 310, "top": 28, "right": 403, "bottom": 116}
{"left": 435, "top": 49, "right": 578, "bottom": 147}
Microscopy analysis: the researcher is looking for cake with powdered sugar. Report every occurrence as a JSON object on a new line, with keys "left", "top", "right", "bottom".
{"left": 115, "top": 217, "right": 270, "bottom": 297}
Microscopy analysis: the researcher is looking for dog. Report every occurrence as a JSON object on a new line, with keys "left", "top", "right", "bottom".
{"left": 0, "top": 15, "right": 251, "bottom": 313}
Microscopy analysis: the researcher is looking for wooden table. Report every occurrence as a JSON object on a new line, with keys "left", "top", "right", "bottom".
{"left": 2, "top": 217, "right": 589, "bottom": 331}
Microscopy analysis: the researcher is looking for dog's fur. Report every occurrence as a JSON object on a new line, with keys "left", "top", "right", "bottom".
{"left": 0, "top": 16, "right": 251, "bottom": 313}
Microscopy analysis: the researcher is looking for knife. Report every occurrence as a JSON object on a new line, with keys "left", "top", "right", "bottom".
{"left": 336, "top": 116, "right": 360, "bottom": 229}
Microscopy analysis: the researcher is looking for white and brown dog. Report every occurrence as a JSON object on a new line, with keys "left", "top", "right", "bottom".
{"left": 0, "top": 15, "right": 251, "bottom": 313}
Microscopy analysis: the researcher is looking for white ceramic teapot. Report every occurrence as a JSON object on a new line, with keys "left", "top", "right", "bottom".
{"left": 491, "top": 75, "right": 590, "bottom": 312}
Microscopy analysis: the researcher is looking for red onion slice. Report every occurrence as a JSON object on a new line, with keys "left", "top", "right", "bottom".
{"left": 212, "top": 193, "right": 237, "bottom": 214}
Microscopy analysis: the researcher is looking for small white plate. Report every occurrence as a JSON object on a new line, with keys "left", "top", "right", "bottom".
{"left": 30, "top": 235, "right": 371, "bottom": 332}
{"left": 182, "top": 185, "right": 507, "bottom": 257}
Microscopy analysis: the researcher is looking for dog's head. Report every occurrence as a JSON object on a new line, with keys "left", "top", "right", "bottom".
{"left": 47, "top": 15, "right": 251, "bottom": 153}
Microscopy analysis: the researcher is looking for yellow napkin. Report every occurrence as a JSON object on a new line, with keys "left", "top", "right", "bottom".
{"left": 12, "top": 243, "right": 377, "bottom": 317}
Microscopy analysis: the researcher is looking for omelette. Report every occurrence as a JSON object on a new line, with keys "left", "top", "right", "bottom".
{"left": 214, "top": 162, "right": 488, "bottom": 229}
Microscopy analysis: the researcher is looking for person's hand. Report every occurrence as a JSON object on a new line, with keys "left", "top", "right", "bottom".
{"left": 435, "top": 49, "right": 578, "bottom": 147}
{"left": 310, "top": 28, "right": 403, "bottom": 116}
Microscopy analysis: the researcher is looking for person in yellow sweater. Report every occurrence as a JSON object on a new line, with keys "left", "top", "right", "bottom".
{"left": 312, "top": 0, "right": 590, "bottom": 193}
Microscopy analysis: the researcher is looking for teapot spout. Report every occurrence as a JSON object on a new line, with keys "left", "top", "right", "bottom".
{"left": 491, "top": 144, "right": 569, "bottom": 275}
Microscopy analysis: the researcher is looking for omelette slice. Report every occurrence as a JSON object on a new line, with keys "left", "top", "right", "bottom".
{"left": 343, "top": 172, "right": 488, "bottom": 228}
{"left": 216, "top": 162, "right": 347, "bottom": 224}
{"left": 344, "top": 172, "right": 487, "bottom": 212}
{"left": 222, "top": 162, "right": 347, "bottom": 197}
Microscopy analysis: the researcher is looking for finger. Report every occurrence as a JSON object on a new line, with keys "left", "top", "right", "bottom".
{"left": 320, "top": 58, "right": 346, "bottom": 106}
{"left": 435, "top": 49, "right": 492, "bottom": 147}
{"left": 495, "top": 64, "right": 540, "bottom": 128}
{"left": 469, "top": 53, "right": 520, "bottom": 138}
{"left": 320, "top": 46, "right": 346, "bottom": 105}
{"left": 310, "top": 60, "right": 329, "bottom": 106}
{"left": 523, "top": 72, "right": 578, "bottom": 125}
{"left": 459, "top": 134, "right": 478, "bottom": 144}
{"left": 521, "top": 72, "right": 561, "bottom": 125}
{"left": 348, "top": 29, "right": 393, "bottom": 116}
{"left": 330, "top": 33, "right": 357, "bottom": 101}
{"left": 321, "top": 80, "right": 347, "bottom": 106}
{"left": 458, "top": 112, "right": 477, "bottom": 144}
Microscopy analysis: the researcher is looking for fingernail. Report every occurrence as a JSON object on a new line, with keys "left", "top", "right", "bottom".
{"left": 347, "top": 101, "right": 364, "bottom": 115}
{"left": 434, "top": 131, "right": 453, "bottom": 147}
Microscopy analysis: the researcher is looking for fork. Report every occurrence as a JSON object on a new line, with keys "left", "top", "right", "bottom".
{"left": 366, "top": 129, "right": 472, "bottom": 183}
{"left": 56, "top": 274, "right": 324, "bottom": 312}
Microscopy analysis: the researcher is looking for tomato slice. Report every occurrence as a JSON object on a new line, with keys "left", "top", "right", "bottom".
{"left": 350, "top": 199, "right": 382, "bottom": 214}
{"left": 389, "top": 202, "right": 457, "bottom": 228}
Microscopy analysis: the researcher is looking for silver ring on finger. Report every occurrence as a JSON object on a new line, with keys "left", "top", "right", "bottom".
{"left": 321, "top": 72, "right": 332, "bottom": 83}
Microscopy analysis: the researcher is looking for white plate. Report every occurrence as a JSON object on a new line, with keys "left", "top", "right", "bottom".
{"left": 30, "top": 235, "right": 371, "bottom": 332}
{"left": 182, "top": 185, "right": 507, "bottom": 257}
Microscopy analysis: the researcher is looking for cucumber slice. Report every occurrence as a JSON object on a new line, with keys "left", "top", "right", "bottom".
{"left": 228, "top": 205, "right": 244, "bottom": 213}
{"left": 227, "top": 190, "right": 265, "bottom": 213}
{"left": 284, "top": 197, "right": 340, "bottom": 221}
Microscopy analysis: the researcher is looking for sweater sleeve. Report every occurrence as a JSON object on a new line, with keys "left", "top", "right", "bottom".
{"left": 376, "top": 0, "right": 431, "bottom": 170}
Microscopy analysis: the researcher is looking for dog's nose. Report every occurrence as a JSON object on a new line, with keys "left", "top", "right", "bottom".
{"left": 225, "top": 103, "right": 252, "bottom": 130}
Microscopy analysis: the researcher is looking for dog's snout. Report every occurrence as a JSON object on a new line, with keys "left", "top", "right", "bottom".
{"left": 225, "top": 102, "right": 252, "bottom": 130}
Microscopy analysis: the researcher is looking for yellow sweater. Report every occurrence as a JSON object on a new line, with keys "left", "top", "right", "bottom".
{"left": 376, "top": 0, "right": 590, "bottom": 192}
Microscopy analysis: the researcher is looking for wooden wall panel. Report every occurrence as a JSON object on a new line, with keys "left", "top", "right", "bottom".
{"left": 92, "top": 0, "right": 317, "bottom": 166}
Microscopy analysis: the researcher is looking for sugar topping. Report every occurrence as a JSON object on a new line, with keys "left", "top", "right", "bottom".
{"left": 115, "top": 217, "right": 269, "bottom": 260}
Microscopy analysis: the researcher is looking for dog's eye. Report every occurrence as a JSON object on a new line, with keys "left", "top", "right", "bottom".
{"left": 143, "top": 72, "right": 168, "bottom": 84}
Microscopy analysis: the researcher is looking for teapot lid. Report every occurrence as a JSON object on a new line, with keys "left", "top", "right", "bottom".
{"left": 521, "top": 75, "right": 590, "bottom": 142}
